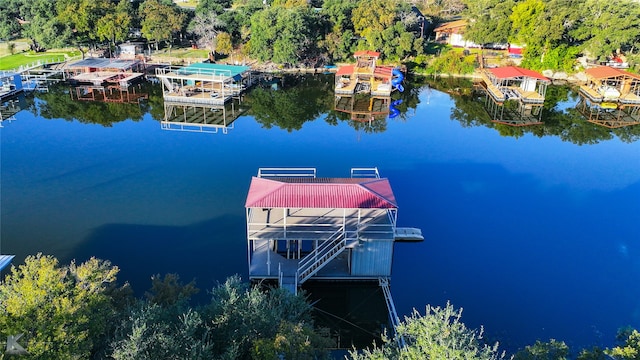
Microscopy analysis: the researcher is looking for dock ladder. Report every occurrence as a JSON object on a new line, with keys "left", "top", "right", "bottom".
{"left": 379, "top": 277, "right": 406, "bottom": 349}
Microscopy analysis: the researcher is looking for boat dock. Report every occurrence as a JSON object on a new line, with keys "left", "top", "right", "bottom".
{"left": 156, "top": 63, "right": 253, "bottom": 106}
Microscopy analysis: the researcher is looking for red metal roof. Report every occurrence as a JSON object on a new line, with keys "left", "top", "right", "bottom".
{"left": 354, "top": 50, "right": 380, "bottom": 58}
{"left": 374, "top": 66, "right": 393, "bottom": 77}
{"left": 487, "top": 66, "right": 549, "bottom": 82}
{"left": 585, "top": 66, "right": 640, "bottom": 80}
{"left": 245, "top": 177, "right": 397, "bottom": 209}
{"left": 336, "top": 65, "right": 354, "bottom": 76}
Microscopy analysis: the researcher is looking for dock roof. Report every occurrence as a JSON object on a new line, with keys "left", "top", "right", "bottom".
{"left": 487, "top": 66, "right": 550, "bottom": 82}
{"left": 245, "top": 177, "right": 397, "bottom": 209}
{"left": 354, "top": 50, "right": 380, "bottom": 58}
{"left": 177, "top": 63, "right": 250, "bottom": 79}
{"left": 585, "top": 66, "right": 640, "bottom": 80}
{"left": 68, "top": 58, "right": 141, "bottom": 70}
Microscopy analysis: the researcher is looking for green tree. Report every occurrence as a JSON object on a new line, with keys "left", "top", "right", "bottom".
{"left": 349, "top": 302, "right": 507, "bottom": 360}
{"left": 248, "top": 6, "right": 324, "bottom": 65}
{"left": 189, "top": 10, "right": 226, "bottom": 58}
{"left": 216, "top": 32, "right": 233, "bottom": 56}
{"left": 96, "top": 0, "right": 133, "bottom": 58}
{"left": 58, "top": 0, "right": 113, "bottom": 52}
{"left": 196, "top": 0, "right": 232, "bottom": 14}
{"left": 571, "top": 0, "right": 640, "bottom": 62}
{"left": 111, "top": 275, "right": 330, "bottom": 360}
{"left": 145, "top": 273, "right": 199, "bottom": 306}
{"left": 140, "top": 0, "right": 185, "bottom": 52}
{"left": 463, "top": 0, "right": 515, "bottom": 46}
{"left": 606, "top": 328, "right": 640, "bottom": 360}
{"left": 351, "top": 0, "right": 398, "bottom": 51}
{"left": 0, "top": 254, "right": 124, "bottom": 359}
{"left": 0, "top": 0, "right": 22, "bottom": 41}
{"left": 513, "top": 339, "right": 569, "bottom": 360}
{"left": 578, "top": 347, "right": 607, "bottom": 360}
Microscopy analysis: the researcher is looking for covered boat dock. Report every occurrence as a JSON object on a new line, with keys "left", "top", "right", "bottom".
{"left": 577, "top": 66, "right": 640, "bottom": 128}
{"left": 65, "top": 58, "right": 145, "bottom": 87}
{"left": 156, "top": 63, "right": 252, "bottom": 106}
{"left": 477, "top": 66, "right": 550, "bottom": 126}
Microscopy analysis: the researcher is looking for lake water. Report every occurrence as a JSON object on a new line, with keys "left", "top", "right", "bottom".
{"left": 1, "top": 75, "right": 639, "bottom": 354}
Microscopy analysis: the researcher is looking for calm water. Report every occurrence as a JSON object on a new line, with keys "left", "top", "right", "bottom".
{"left": 1, "top": 75, "right": 639, "bottom": 353}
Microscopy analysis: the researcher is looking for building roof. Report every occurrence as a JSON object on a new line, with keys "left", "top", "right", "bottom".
{"left": 0, "top": 255, "right": 14, "bottom": 271}
{"left": 434, "top": 19, "right": 467, "bottom": 33}
{"left": 487, "top": 66, "right": 550, "bottom": 82}
{"left": 585, "top": 66, "right": 640, "bottom": 80}
{"left": 336, "top": 65, "right": 355, "bottom": 76}
{"left": 354, "top": 50, "right": 380, "bottom": 58}
{"left": 177, "top": 63, "right": 251, "bottom": 79}
{"left": 68, "top": 58, "right": 141, "bottom": 70}
{"left": 245, "top": 177, "right": 397, "bottom": 209}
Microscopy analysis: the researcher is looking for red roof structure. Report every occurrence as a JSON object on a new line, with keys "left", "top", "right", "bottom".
{"left": 336, "top": 65, "right": 355, "bottom": 76}
{"left": 487, "top": 66, "right": 549, "bottom": 82}
{"left": 585, "top": 66, "right": 640, "bottom": 80}
{"left": 354, "top": 50, "right": 380, "bottom": 58}
{"left": 245, "top": 177, "right": 397, "bottom": 209}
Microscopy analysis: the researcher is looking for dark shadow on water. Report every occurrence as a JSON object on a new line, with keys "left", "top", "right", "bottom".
{"left": 69, "top": 214, "right": 247, "bottom": 303}
{"left": 302, "top": 281, "right": 389, "bottom": 350}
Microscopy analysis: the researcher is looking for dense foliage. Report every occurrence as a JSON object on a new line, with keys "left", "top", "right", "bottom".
{"left": 349, "top": 302, "right": 508, "bottom": 360}
{"left": 0, "top": 256, "right": 331, "bottom": 359}
{"left": 462, "top": 0, "right": 640, "bottom": 71}
{"left": 2, "top": 0, "right": 638, "bottom": 70}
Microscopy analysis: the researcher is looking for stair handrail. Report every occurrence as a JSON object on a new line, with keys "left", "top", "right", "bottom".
{"left": 297, "top": 226, "right": 346, "bottom": 282}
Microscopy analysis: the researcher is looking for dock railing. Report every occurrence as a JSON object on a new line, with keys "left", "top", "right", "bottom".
{"left": 257, "top": 167, "right": 316, "bottom": 178}
{"left": 297, "top": 226, "right": 346, "bottom": 283}
{"left": 351, "top": 167, "right": 380, "bottom": 178}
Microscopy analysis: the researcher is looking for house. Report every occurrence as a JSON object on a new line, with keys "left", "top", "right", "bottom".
{"left": 118, "top": 42, "right": 145, "bottom": 59}
{"left": 433, "top": 19, "right": 480, "bottom": 48}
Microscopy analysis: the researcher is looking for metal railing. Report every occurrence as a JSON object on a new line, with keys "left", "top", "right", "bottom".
{"left": 297, "top": 226, "right": 346, "bottom": 283}
{"left": 257, "top": 167, "right": 316, "bottom": 178}
{"left": 379, "top": 277, "right": 406, "bottom": 349}
{"left": 351, "top": 167, "right": 380, "bottom": 178}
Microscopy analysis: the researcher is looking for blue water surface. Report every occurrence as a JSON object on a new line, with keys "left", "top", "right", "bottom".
{"left": 1, "top": 83, "right": 639, "bottom": 354}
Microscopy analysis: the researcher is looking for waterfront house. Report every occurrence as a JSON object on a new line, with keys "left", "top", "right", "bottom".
{"left": 433, "top": 20, "right": 480, "bottom": 48}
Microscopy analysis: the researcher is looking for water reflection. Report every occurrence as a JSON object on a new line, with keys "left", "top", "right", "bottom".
{"left": 69, "top": 84, "right": 149, "bottom": 104}
{"left": 575, "top": 96, "right": 640, "bottom": 129}
{"left": 0, "top": 96, "right": 25, "bottom": 125}
{"left": 161, "top": 100, "right": 248, "bottom": 134}
{"left": 433, "top": 77, "right": 640, "bottom": 144}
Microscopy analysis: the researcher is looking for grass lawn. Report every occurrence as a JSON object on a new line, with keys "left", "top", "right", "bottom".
{"left": 153, "top": 48, "right": 210, "bottom": 59}
{"left": 0, "top": 50, "right": 81, "bottom": 70}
